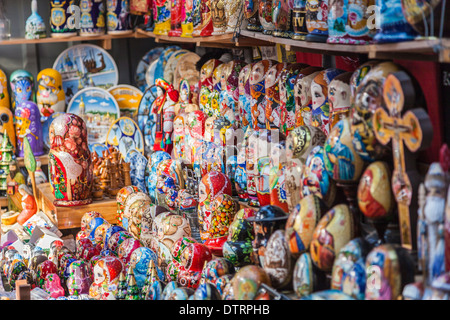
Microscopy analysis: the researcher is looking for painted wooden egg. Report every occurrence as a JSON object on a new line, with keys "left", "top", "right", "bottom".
{"left": 263, "top": 229, "right": 294, "bottom": 289}
{"left": 357, "top": 161, "right": 394, "bottom": 220}
{"left": 365, "top": 244, "right": 415, "bottom": 300}
{"left": 81, "top": 211, "right": 103, "bottom": 232}
{"left": 107, "top": 231, "right": 134, "bottom": 254}
{"left": 201, "top": 258, "right": 235, "bottom": 285}
{"left": 301, "top": 145, "right": 336, "bottom": 207}
{"left": 292, "top": 252, "right": 328, "bottom": 298}
{"left": 323, "top": 118, "right": 365, "bottom": 183}
{"left": 331, "top": 237, "right": 371, "bottom": 300}
{"left": 285, "top": 194, "right": 324, "bottom": 259}
{"left": 231, "top": 265, "right": 272, "bottom": 300}
{"left": 300, "top": 289, "right": 355, "bottom": 300}
{"left": 117, "top": 238, "right": 143, "bottom": 265}
{"left": 192, "top": 282, "right": 222, "bottom": 300}
{"left": 310, "top": 204, "right": 355, "bottom": 272}
{"left": 157, "top": 214, "right": 192, "bottom": 252}
{"left": 180, "top": 242, "right": 213, "bottom": 272}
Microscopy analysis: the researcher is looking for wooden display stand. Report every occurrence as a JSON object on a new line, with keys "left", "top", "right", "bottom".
{"left": 35, "top": 183, "right": 118, "bottom": 230}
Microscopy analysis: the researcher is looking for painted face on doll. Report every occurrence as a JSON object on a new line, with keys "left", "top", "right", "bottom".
{"left": 199, "top": 182, "right": 208, "bottom": 204}
{"left": 311, "top": 80, "right": 327, "bottom": 111}
{"left": 180, "top": 88, "right": 189, "bottom": 103}
{"left": 250, "top": 61, "right": 265, "bottom": 85}
{"left": 329, "top": 76, "right": 351, "bottom": 112}
{"left": 174, "top": 116, "right": 184, "bottom": 134}
{"left": 156, "top": 86, "right": 164, "bottom": 98}
{"left": 200, "top": 60, "right": 217, "bottom": 83}
{"left": 93, "top": 263, "right": 105, "bottom": 285}
{"left": 265, "top": 66, "right": 279, "bottom": 89}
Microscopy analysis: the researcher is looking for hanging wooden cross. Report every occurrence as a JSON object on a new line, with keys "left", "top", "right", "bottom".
{"left": 373, "top": 71, "right": 433, "bottom": 251}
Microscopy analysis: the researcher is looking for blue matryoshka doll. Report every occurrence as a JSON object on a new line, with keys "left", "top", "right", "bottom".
{"left": 146, "top": 151, "right": 172, "bottom": 203}
{"left": 14, "top": 101, "right": 44, "bottom": 157}
{"left": 126, "top": 149, "right": 148, "bottom": 193}
{"left": 49, "top": 0, "right": 78, "bottom": 37}
{"left": 106, "top": 0, "right": 132, "bottom": 34}
{"left": 129, "top": 247, "right": 164, "bottom": 289}
{"left": 10, "top": 70, "right": 34, "bottom": 112}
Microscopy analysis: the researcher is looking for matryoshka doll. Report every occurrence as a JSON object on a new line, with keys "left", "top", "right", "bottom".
{"left": 198, "top": 171, "right": 233, "bottom": 242}
{"left": 250, "top": 60, "right": 276, "bottom": 130}
{"left": 36, "top": 68, "right": 66, "bottom": 119}
{"left": 244, "top": 0, "right": 263, "bottom": 31}
{"left": 328, "top": 72, "right": 352, "bottom": 130}
{"left": 80, "top": 0, "right": 106, "bottom": 36}
{"left": 0, "top": 107, "right": 16, "bottom": 152}
{"left": 305, "top": 0, "right": 330, "bottom": 42}
{"left": 350, "top": 61, "right": 401, "bottom": 162}
{"left": 67, "top": 260, "right": 93, "bottom": 295}
{"left": 44, "top": 273, "right": 65, "bottom": 299}
{"left": 259, "top": 0, "right": 275, "bottom": 35}
{"left": 223, "top": 208, "right": 256, "bottom": 267}
{"left": 169, "top": 0, "right": 183, "bottom": 36}
{"left": 191, "top": 0, "right": 202, "bottom": 36}
{"left": 310, "top": 204, "right": 355, "bottom": 272}
{"left": 178, "top": 242, "right": 213, "bottom": 289}
{"left": 89, "top": 255, "right": 123, "bottom": 299}
{"left": 181, "top": 0, "right": 194, "bottom": 37}
{"left": 294, "top": 66, "right": 324, "bottom": 127}
{"left": 186, "top": 110, "right": 206, "bottom": 164}
{"left": 106, "top": 0, "right": 132, "bottom": 34}
{"left": 226, "top": 60, "right": 246, "bottom": 122}
{"left": 36, "top": 260, "right": 58, "bottom": 289}
{"left": 235, "top": 135, "right": 249, "bottom": 202}
{"left": 272, "top": 0, "right": 292, "bottom": 38}
{"left": 10, "top": 70, "right": 34, "bottom": 112}
{"left": 310, "top": 68, "right": 345, "bottom": 136}
{"left": 246, "top": 205, "right": 289, "bottom": 267}
{"left": 365, "top": 244, "right": 415, "bottom": 300}
{"left": 174, "top": 79, "right": 198, "bottom": 117}
{"left": 238, "top": 64, "right": 253, "bottom": 132}
{"left": 199, "top": 0, "right": 214, "bottom": 36}
{"left": 211, "top": 0, "right": 227, "bottom": 35}
{"left": 81, "top": 211, "right": 103, "bottom": 232}
{"left": 217, "top": 62, "right": 233, "bottom": 120}
{"left": 0, "top": 69, "right": 10, "bottom": 109}
{"left": 147, "top": 151, "right": 172, "bottom": 202}
{"left": 116, "top": 186, "right": 142, "bottom": 227}
{"left": 158, "top": 214, "right": 192, "bottom": 254}
{"left": 199, "top": 59, "right": 222, "bottom": 117}
{"left": 156, "top": 159, "right": 184, "bottom": 211}
{"left": 210, "top": 63, "right": 226, "bottom": 118}
{"left": 224, "top": 0, "right": 241, "bottom": 33}
{"left": 264, "top": 62, "right": 287, "bottom": 130}
{"left": 15, "top": 101, "right": 44, "bottom": 157}
{"left": 49, "top": 113, "right": 93, "bottom": 206}
{"left": 173, "top": 115, "right": 186, "bottom": 160}
{"left": 246, "top": 129, "right": 260, "bottom": 207}
{"left": 153, "top": 0, "right": 172, "bottom": 35}
{"left": 129, "top": 247, "right": 162, "bottom": 290}
{"left": 269, "top": 140, "right": 289, "bottom": 212}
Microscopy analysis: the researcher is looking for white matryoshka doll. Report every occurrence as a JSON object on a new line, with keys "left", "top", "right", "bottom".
{"left": 173, "top": 115, "right": 186, "bottom": 160}
{"left": 174, "top": 79, "right": 199, "bottom": 117}
{"left": 186, "top": 110, "right": 206, "bottom": 164}
{"left": 328, "top": 71, "right": 352, "bottom": 131}
{"left": 36, "top": 68, "right": 66, "bottom": 119}
{"left": 89, "top": 256, "right": 123, "bottom": 300}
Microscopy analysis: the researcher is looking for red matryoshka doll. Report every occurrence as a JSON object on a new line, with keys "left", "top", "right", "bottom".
{"left": 44, "top": 273, "right": 65, "bottom": 299}
{"left": 67, "top": 260, "right": 93, "bottom": 295}
{"left": 328, "top": 72, "right": 352, "bottom": 130}
{"left": 118, "top": 237, "right": 143, "bottom": 266}
{"left": 168, "top": 0, "right": 183, "bottom": 36}
{"left": 186, "top": 110, "right": 206, "bottom": 164}
{"left": 365, "top": 244, "right": 415, "bottom": 300}
{"left": 264, "top": 62, "right": 287, "bottom": 130}
{"left": 153, "top": 0, "right": 172, "bottom": 35}
{"left": 193, "top": 0, "right": 214, "bottom": 36}
{"left": 305, "top": 0, "right": 330, "bottom": 43}
{"left": 89, "top": 256, "right": 123, "bottom": 300}
{"left": 180, "top": 0, "right": 194, "bottom": 37}
{"left": 250, "top": 60, "right": 276, "bottom": 130}
{"left": 198, "top": 171, "right": 233, "bottom": 242}
{"left": 116, "top": 186, "right": 142, "bottom": 227}
{"left": 278, "top": 63, "right": 309, "bottom": 134}
{"left": 152, "top": 78, "right": 179, "bottom": 154}
{"left": 247, "top": 205, "right": 289, "bottom": 267}
{"left": 178, "top": 242, "right": 213, "bottom": 289}
{"left": 350, "top": 61, "right": 401, "bottom": 162}
{"left": 49, "top": 113, "right": 93, "bottom": 206}
{"left": 259, "top": 0, "right": 275, "bottom": 35}
{"left": 285, "top": 126, "right": 326, "bottom": 212}
{"left": 310, "top": 68, "right": 345, "bottom": 136}
{"left": 15, "top": 101, "right": 44, "bottom": 157}
{"left": 310, "top": 204, "right": 355, "bottom": 272}
{"left": 294, "top": 66, "right": 324, "bottom": 127}
{"left": 199, "top": 59, "right": 222, "bottom": 117}
{"left": 203, "top": 194, "right": 238, "bottom": 256}
{"left": 285, "top": 194, "right": 325, "bottom": 259}
{"left": 269, "top": 140, "right": 289, "bottom": 212}
{"left": 211, "top": 0, "right": 227, "bottom": 35}
{"left": 36, "top": 260, "right": 58, "bottom": 289}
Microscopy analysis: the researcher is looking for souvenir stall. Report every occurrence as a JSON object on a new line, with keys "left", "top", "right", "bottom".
{"left": 0, "top": 0, "right": 449, "bottom": 302}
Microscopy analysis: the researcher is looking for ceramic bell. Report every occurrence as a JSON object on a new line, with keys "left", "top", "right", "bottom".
{"left": 294, "top": 66, "right": 324, "bottom": 127}
{"left": 49, "top": 113, "right": 93, "bottom": 206}
{"left": 79, "top": 0, "right": 106, "bottom": 36}
{"left": 263, "top": 229, "right": 294, "bottom": 289}
{"left": 198, "top": 171, "right": 233, "bottom": 242}
{"left": 259, "top": 0, "right": 275, "bottom": 35}
{"left": 250, "top": 60, "right": 276, "bottom": 130}
{"left": 192, "top": 0, "right": 214, "bottom": 36}
{"left": 231, "top": 265, "right": 272, "bottom": 300}
{"left": 265, "top": 62, "right": 287, "bottom": 130}
{"left": 373, "top": 0, "right": 417, "bottom": 43}
{"left": 15, "top": 101, "right": 44, "bottom": 157}
{"left": 25, "top": 0, "right": 46, "bottom": 39}
{"left": 292, "top": 0, "right": 308, "bottom": 40}
{"left": 365, "top": 244, "right": 415, "bottom": 300}
{"left": 106, "top": 0, "right": 132, "bottom": 34}
{"left": 36, "top": 68, "right": 66, "bottom": 119}
{"left": 331, "top": 237, "right": 371, "bottom": 300}
{"left": 247, "top": 205, "right": 289, "bottom": 267}
{"left": 310, "top": 68, "right": 346, "bottom": 136}
{"left": 350, "top": 61, "right": 400, "bottom": 162}
{"left": 285, "top": 194, "right": 325, "bottom": 259}
{"left": 292, "top": 252, "right": 328, "bottom": 298}
{"left": 305, "top": 0, "right": 330, "bottom": 42}
{"left": 10, "top": 69, "right": 34, "bottom": 112}
{"left": 211, "top": 0, "right": 227, "bottom": 35}
{"left": 169, "top": 0, "right": 183, "bottom": 36}
{"left": 328, "top": 72, "right": 352, "bottom": 130}
{"left": 0, "top": 69, "right": 10, "bottom": 109}
{"left": 49, "top": 0, "right": 78, "bottom": 38}
{"left": 310, "top": 204, "right": 355, "bottom": 272}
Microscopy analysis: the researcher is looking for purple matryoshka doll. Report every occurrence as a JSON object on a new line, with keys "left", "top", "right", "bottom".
{"left": 15, "top": 101, "right": 44, "bottom": 157}
{"left": 10, "top": 69, "right": 34, "bottom": 112}
{"left": 49, "top": 113, "right": 93, "bottom": 206}
{"left": 310, "top": 68, "right": 345, "bottom": 136}
{"left": 250, "top": 60, "right": 276, "bottom": 130}
{"left": 67, "top": 260, "right": 93, "bottom": 295}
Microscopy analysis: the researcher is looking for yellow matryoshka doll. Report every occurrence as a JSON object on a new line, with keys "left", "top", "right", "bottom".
{"left": 0, "top": 69, "right": 10, "bottom": 109}
{"left": 36, "top": 68, "right": 66, "bottom": 119}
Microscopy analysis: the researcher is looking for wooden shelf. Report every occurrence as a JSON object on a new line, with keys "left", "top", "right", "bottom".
{"left": 16, "top": 154, "right": 49, "bottom": 167}
{"left": 35, "top": 183, "right": 118, "bottom": 230}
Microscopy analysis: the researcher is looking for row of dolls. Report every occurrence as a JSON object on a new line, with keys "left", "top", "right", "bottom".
{"left": 142, "top": 0, "right": 449, "bottom": 44}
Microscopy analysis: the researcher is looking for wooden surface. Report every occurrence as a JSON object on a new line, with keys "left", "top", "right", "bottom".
{"left": 16, "top": 154, "right": 49, "bottom": 167}
{"left": 35, "top": 183, "right": 118, "bottom": 230}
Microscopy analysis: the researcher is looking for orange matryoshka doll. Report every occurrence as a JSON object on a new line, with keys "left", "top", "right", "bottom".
{"left": 264, "top": 62, "right": 287, "bottom": 130}
{"left": 0, "top": 69, "right": 10, "bottom": 109}
{"left": 250, "top": 60, "right": 276, "bottom": 130}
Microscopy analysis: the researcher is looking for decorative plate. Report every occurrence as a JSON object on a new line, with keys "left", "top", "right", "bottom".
{"left": 108, "top": 85, "right": 143, "bottom": 119}
{"left": 105, "top": 117, "right": 144, "bottom": 159}
{"left": 66, "top": 87, "right": 120, "bottom": 144}
{"left": 53, "top": 44, "right": 119, "bottom": 104}
{"left": 135, "top": 47, "right": 165, "bottom": 92}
